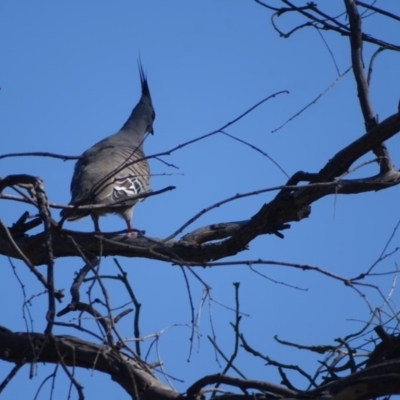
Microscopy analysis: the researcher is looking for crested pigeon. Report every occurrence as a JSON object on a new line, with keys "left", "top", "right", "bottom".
{"left": 60, "top": 62, "right": 155, "bottom": 234}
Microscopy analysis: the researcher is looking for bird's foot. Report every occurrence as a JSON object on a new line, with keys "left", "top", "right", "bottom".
{"left": 126, "top": 231, "right": 138, "bottom": 238}
{"left": 125, "top": 229, "right": 145, "bottom": 238}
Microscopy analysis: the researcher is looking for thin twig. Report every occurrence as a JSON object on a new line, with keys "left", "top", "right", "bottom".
{"left": 221, "top": 130, "right": 289, "bottom": 178}
{"left": 0, "top": 152, "right": 80, "bottom": 161}
{"left": 272, "top": 67, "right": 351, "bottom": 133}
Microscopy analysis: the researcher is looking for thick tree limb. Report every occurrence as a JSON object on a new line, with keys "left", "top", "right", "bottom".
{"left": 0, "top": 329, "right": 179, "bottom": 400}
{"left": 313, "top": 111, "right": 400, "bottom": 182}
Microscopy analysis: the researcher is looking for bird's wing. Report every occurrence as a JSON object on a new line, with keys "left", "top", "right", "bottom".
{"left": 68, "top": 144, "right": 150, "bottom": 211}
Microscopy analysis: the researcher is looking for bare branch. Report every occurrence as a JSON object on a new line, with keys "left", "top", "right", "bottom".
{"left": 367, "top": 47, "right": 387, "bottom": 86}
{"left": 0, "top": 329, "right": 178, "bottom": 400}
{"left": 186, "top": 373, "right": 296, "bottom": 398}
{"left": 274, "top": 0, "right": 400, "bottom": 51}
{"left": 0, "top": 152, "right": 80, "bottom": 161}
{"left": 272, "top": 67, "right": 351, "bottom": 133}
{"left": 356, "top": 1, "right": 400, "bottom": 22}
{"left": 343, "top": 1, "right": 377, "bottom": 125}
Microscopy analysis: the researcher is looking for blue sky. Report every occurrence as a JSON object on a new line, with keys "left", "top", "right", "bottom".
{"left": 1, "top": 1, "right": 400, "bottom": 399}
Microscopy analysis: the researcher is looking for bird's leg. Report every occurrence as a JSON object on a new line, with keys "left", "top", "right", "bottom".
{"left": 91, "top": 213, "right": 101, "bottom": 232}
{"left": 125, "top": 219, "right": 138, "bottom": 237}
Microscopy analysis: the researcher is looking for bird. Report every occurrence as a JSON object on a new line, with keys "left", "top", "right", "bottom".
{"left": 60, "top": 61, "right": 155, "bottom": 235}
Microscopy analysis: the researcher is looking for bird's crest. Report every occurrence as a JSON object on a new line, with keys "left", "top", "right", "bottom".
{"left": 138, "top": 59, "right": 153, "bottom": 108}
{"left": 129, "top": 58, "right": 155, "bottom": 135}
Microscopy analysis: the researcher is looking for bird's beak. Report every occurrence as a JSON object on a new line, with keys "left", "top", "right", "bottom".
{"left": 149, "top": 127, "right": 154, "bottom": 135}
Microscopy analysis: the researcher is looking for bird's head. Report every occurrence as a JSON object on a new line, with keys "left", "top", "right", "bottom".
{"left": 120, "top": 60, "right": 156, "bottom": 136}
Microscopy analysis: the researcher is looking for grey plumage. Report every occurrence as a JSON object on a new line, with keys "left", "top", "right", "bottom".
{"left": 61, "top": 61, "right": 155, "bottom": 233}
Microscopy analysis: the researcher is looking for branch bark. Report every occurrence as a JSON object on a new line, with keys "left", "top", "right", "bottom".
{"left": 0, "top": 329, "right": 179, "bottom": 400}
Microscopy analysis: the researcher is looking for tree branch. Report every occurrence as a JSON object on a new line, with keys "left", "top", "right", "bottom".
{"left": 344, "top": 0, "right": 393, "bottom": 173}
{"left": 0, "top": 329, "right": 179, "bottom": 400}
